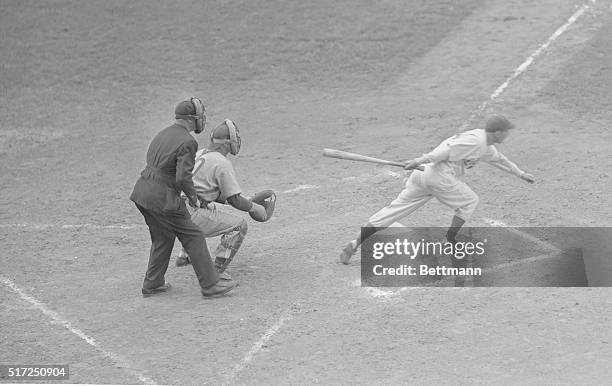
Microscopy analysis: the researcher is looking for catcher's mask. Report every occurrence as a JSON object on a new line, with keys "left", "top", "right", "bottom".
{"left": 175, "top": 97, "right": 206, "bottom": 134}
{"left": 211, "top": 119, "right": 241, "bottom": 155}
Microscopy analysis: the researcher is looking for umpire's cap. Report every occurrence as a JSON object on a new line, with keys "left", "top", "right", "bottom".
{"left": 175, "top": 100, "right": 197, "bottom": 116}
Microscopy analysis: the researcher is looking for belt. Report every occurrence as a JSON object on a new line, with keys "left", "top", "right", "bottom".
{"left": 142, "top": 165, "right": 175, "bottom": 185}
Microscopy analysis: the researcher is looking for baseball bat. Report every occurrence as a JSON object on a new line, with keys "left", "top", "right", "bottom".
{"left": 322, "top": 148, "right": 424, "bottom": 171}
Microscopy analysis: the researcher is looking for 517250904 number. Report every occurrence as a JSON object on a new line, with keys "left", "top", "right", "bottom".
{"left": 0, "top": 365, "right": 69, "bottom": 380}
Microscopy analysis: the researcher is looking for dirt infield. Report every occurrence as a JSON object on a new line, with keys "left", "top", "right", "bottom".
{"left": 1, "top": 0, "right": 611, "bottom": 384}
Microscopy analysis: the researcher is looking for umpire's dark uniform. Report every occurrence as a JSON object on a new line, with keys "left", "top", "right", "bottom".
{"left": 130, "top": 122, "right": 219, "bottom": 292}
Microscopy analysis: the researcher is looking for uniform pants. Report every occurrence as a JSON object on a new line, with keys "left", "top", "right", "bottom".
{"left": 368, "top": 168, "right": 479, "bottom": 227}
{"left": 186, "top": 202, "right": 247, "bottom": 262}
{"left": 136, "top": 204, "right": 219, "bottom": 290}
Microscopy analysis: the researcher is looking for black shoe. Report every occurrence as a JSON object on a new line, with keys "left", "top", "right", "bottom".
{"left": 201, "top": 280, "right": 237, "bottom": 298}
{"left": 142, "top": 282, "right": 172, "bottom": 297}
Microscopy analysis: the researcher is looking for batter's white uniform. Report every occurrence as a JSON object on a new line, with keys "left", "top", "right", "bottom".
{"left": 368, "top": 128, "right": 523, "bottom": 227}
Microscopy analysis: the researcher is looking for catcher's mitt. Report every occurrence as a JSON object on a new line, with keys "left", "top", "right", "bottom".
{"left": 249, "top": 190, "right": 276, "bottom": 222}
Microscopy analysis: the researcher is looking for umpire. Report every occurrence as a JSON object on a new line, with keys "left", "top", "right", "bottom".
{"left": 130, "top": 97, "right": 237, "bottom": 298}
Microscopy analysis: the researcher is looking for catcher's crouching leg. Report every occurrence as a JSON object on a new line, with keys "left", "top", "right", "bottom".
{"left": 214, "top": 219, "right": 248, "bottom": 273}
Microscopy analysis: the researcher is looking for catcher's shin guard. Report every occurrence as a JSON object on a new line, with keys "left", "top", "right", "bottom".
{"left": 214, "top": 219, "right": 248, "bottom": 272}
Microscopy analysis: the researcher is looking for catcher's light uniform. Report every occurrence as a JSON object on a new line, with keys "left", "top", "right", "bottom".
{"left": 177, "top": 119, "right": 276, "bottom": 275}
{"left": 368, "top": 128, "right": 523, "bottom": 227}
{"left": 179, "top": 149, "right": 249, "bottom": 272}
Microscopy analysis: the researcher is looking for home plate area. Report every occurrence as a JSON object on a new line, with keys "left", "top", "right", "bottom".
{"left": 360, "top": 227, "right": 593, "bottom": 287}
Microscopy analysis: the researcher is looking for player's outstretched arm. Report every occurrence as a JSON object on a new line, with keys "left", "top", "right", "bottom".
{"left": 487, "top": 153, "right": 535, "bottom": 183}
{"left": 519, "top": 172, "right": 535, "bottom": 183}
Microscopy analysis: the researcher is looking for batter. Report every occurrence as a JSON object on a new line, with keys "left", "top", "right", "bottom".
{"left": 340, "top": 114, "right": 535, "bottom": 270}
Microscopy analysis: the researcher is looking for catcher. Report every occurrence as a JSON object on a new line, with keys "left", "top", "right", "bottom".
{"left": 175, "top": 119, "right": 276, "bottom": 281}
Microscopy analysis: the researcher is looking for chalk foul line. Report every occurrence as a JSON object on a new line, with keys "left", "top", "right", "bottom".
{"left": 225, "top": 303, "right": 301, "bottom": 383}
{"left": 0, "top": 223, "right": 146, "bottom": 230}
{"left": 0, "top": 275, "right": 158, "bottom": 385}
{"left": 459, "top": 0, "right": 595, "bottom": 131}
{"left": 281, "top": 184, "right": 319, "bottom": 194}
{"left": 483, "top": 218, "right": 560, "bottom": 252}
{"left": 0, "top": 186, "right": 326, "bottom": 231}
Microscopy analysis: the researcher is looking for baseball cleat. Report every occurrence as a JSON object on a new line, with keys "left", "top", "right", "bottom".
{"left": 201, "top": 280, "right": 237, "bottom": 298}
{"left": 175, "top": 255, "right": 191, "bottom": 267}
{"left": 340, "top": 241, "right": 358, "bottom": 265}
{"left": 142, "top": 282, "right": 172, "bottom": 297}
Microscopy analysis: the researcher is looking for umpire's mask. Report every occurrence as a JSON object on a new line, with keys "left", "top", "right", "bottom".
{"left": 175, "top": 97, "right": 207, "bottom": 134}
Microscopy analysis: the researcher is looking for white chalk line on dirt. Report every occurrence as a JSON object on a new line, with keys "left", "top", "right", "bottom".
{"left": 0, "top": 223, "right": 146, "bottom": 230}
{"left": 355, "top": 250, "right": 568, "bottom": 293}
{"left": 483, "top": 218, "right": 560, "bottom": 252}
{"left": 458, "top": 0, "right": 594, "bottom": 131}
{"left": 481, "top": 251, "right": 566, "bottom": 273}
{"left": 225, "top": 304, "right": 301, "bottom": 383}
{"left": 0, "top": 275, "right": 158, "bottom": 385}
{"left": 354, "top": 218, "right": 564, "bottom": 295}
{"left": 352, "top": 279, "right": 417, "bottom": 300}
{"left": 281, "top": 184, "right": 319, "bottom": 194}
{"left": 458, "top": 218, "right": 561, "bottom": 286}
{"left": 0, "top": 171, "right": 407, "bottom": 232}
{"left": 0, "top": 187, "right": 326, "bottom": 231}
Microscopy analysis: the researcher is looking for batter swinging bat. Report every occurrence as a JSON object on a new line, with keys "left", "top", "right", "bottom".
{"left": 322, "top": 148, "right": 425, "bottom": 171}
